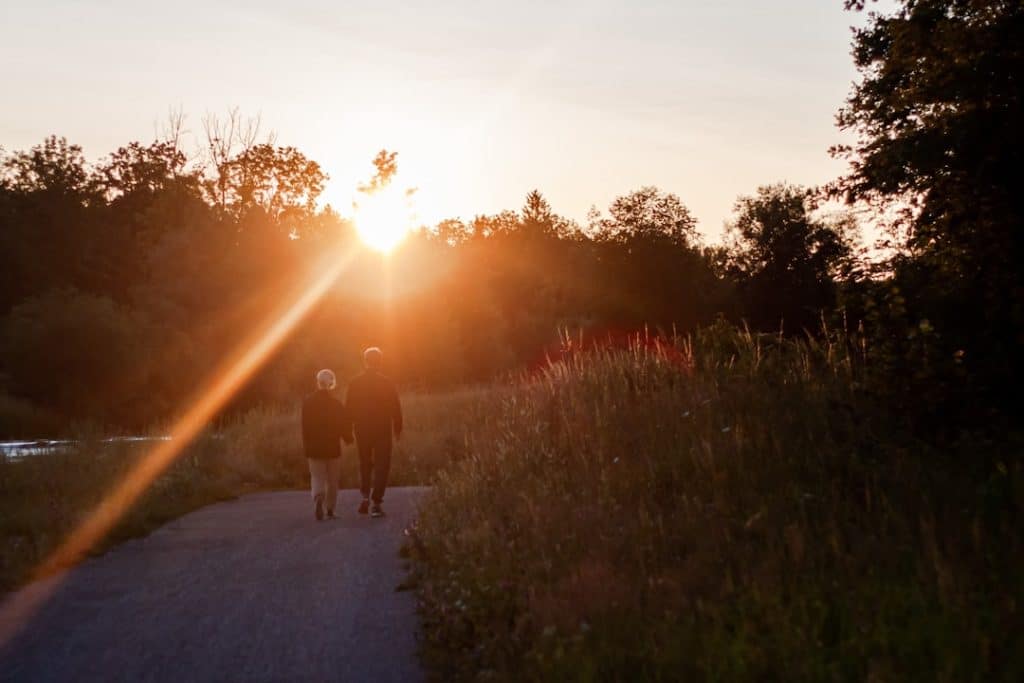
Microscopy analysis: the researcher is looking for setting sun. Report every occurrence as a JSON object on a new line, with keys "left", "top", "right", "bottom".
{"left": 353, "top": 184, "right": 414, "bottom": 252}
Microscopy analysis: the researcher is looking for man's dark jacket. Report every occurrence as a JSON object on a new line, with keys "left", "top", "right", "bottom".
{"left": 345, "top": 370, "right": 402, "bottom": 441}
{"left": 301, "top": 389, "right": 351, "bottom": 460}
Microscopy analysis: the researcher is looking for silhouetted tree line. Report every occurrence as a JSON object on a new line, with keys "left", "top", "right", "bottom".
{"left": 0, "top": 131, "right": 856, "bottom": 434}
{"left": 0, "top": 0, "right": 1020, "bottom": 439}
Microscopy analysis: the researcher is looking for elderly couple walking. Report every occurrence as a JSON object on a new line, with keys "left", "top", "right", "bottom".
{"left": 300, "top": 347, "right": 403, "bottom": 521}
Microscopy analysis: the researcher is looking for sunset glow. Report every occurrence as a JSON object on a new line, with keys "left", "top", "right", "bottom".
{"left": 0, "top": 2, "right": 878, "bottom": 240}
{"left": 0, "top": 0, "right": 1017, "bottom": 678}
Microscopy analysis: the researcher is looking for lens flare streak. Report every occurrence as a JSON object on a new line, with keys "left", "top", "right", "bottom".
{"left": 0, "top": 246, "right": 358, "bottom": 648}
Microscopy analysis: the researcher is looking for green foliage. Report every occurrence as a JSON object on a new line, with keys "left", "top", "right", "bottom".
{"left": 726, "top": 184, "right": 858, "bottom": 332}
{"left": 357, "top": 149, "right": 399, "bottom": 193}
{"left": 215, "top": 144, "right": 326, "bottom": 225}
{"left": 0, "top": 137, "right": 105, "bottom": 313}
{"left": 591, "top": 186, "right": 698, "bottom": 248}
{"left": 98, "top": 140, "right": 195, "bottom": 200}
{"left": 0, "top": 392, "right": 62, "bottom": 439}
{"left": 834, "top": 0, "right": 1024, "bottom": 427}
{"left": 0, "top": 290, "right": 154, "bottom": 426}
{"left": 1, "top": 136, "right": 97, "bottom": 198}
{"left": 409, "top": 327, "right": 1023, "bottom": 681}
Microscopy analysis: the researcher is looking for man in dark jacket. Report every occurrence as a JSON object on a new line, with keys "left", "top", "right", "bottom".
{"left": 301, "top": 368, "right": 352, "bottom": 520}
{"left": 346, "top": 347, "right": 402, "bottom": 518}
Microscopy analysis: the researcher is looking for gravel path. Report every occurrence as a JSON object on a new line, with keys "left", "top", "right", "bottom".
{"left": 0, "top": 488, "right": 428, "bottom": 682}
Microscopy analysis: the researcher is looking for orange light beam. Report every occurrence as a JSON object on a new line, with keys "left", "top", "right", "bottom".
{"left": 0, "top": 246, "right": 358, "bottom": 648}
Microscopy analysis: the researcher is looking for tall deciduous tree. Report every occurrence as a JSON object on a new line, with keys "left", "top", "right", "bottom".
{"left": 834, "top": 0, "right": 1024, "bottom": 418}
{"left": 97, "top": 141, "right": 195, "bottom": 200}
{"left": 727, "top": 184, "right": 856, "bottom": 332}
{"left": 593, "top": 186, "right": 698, "bottom": 247}
{"left": 0, "top": 137, "right": 103, "bottom": 312}
{"left": 590, "top": 187, "right": 715, "bottom": 328}
{"left": 217, "top": 144, "right": 327, "bottom": 227}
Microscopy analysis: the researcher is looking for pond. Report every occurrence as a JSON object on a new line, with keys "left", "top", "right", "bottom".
{"left": 0, "top": 437, "right": 172, "bottom": 460}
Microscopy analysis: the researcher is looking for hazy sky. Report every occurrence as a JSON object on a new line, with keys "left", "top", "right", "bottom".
{"left": 1, "top": 0, "right": 879, "bottom": 241}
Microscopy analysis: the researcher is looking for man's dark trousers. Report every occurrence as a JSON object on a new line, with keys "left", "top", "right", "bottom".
{"left": 347, "top": 368, "right": 402, "bottom": 504}
{"left": 358, "top": 430, "right": 391, "bottom": 504}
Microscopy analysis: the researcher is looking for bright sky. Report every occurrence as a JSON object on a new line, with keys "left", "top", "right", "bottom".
{"left": 1, "top": 0, "right": 881, "bottom": 241}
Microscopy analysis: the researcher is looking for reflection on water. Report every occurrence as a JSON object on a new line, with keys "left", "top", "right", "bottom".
{"left": 0, "top": 437, "right": 172, "bottom": 460}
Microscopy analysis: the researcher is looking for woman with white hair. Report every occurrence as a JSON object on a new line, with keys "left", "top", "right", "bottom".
{"left": 300, "top": 368, "right": 352, "bottom": 520}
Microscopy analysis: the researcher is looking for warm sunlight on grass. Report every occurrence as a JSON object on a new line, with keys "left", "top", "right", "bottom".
{"left": 353, "top": 184, "right": 414, "bottom": 252}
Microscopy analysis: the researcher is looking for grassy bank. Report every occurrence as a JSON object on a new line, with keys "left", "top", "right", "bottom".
{"left": 407, "top": 325, "right": 1023, "bottom": 681}
{"left": 0, "top": 387, "right": 489, "bottom": 591}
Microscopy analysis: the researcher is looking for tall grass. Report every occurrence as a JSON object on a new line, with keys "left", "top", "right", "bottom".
{"left": 0, "top": 433, "right": 236, "bottom": 591}
{"left": 0, "top": 388, "right": 487, "bottom": 591}
{"left": 408, "top": 323, "right": 1023, "bottom": 681}
{"left": 212, "top": 387, "right": 501, "bottom": 490}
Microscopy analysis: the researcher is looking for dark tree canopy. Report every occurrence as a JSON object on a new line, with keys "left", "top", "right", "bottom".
{"left": 98, "top": 141, "right": 194, "bottom": 200}
{"left": 591, "top": 186, "right": 699, "bottom": 247}
{"left": 834, "top": 1, "right": 1023, "bottom": 253}
{"left": 215, "top": 144, "right": 326, "bottom": 226}
{"left": 727, "top": 184, "right": 856, "bottom": 332}
{"left": 1, "top": 136, "right": 96, "bottom": 198}
{"left": 834, "top": 0, "right": 1024, "bottom": 421}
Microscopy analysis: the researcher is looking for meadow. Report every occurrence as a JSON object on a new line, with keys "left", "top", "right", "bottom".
{"left": 406, "top": 324, "right": 1022, "bottom": 682}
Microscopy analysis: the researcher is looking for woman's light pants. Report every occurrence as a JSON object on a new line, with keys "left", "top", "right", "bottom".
{"left": 308, "top": 457, "right": 341, "bottom": 512}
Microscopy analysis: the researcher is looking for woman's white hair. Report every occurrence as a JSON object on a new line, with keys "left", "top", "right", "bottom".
{"left": 363, "top": 347, "right": 383, "bottom": 368}
{"left": 316, "top": 368, "right": 337, "bottom": 389}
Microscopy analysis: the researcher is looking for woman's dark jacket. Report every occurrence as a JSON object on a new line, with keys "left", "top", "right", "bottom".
{"left": 301, "top": 389, "right": 352, "bottom": 460}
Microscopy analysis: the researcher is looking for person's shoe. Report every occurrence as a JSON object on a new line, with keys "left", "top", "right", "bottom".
{"left": 358, "top": 499, "right": 370, "bottom": 515}
{"left": 370, "top": 502, "right": 384, "bottom": 518}
{"left": 326, "top": 509, "right": 336, "bottom": 519}
{"left": 314, "top": 494, "right": 324, "bottom": 521}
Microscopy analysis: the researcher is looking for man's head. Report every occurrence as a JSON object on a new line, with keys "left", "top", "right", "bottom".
{"left": 363, "top": 347, "right": 383, "bottom": 370}
{"left": 316, "top": 368, "right": 337, "bottom": 390}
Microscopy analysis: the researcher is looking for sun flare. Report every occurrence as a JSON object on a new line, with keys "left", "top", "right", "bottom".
{"left": 353, "top": 185, "right": 413, "bottom": 252}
